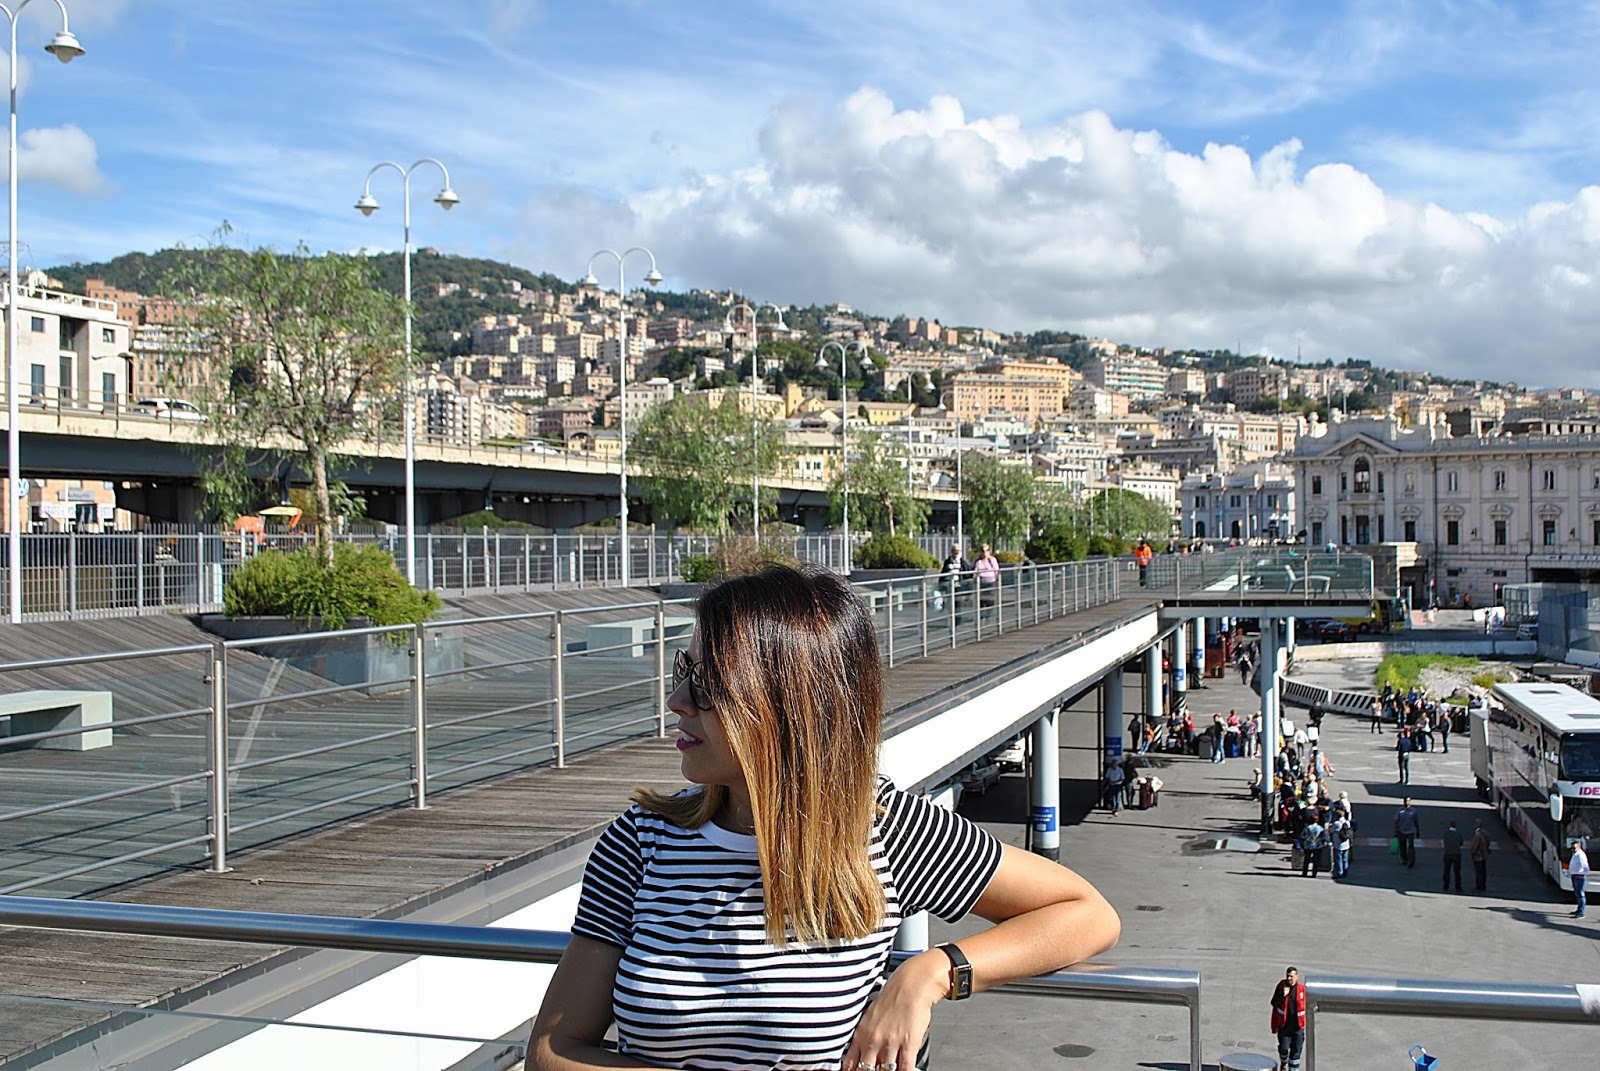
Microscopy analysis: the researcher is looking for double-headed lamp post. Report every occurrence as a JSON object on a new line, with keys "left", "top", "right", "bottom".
{"left": 4, "top": 0, "right": 82, "bottom": 624}
{"left": 582, "top": 248, "right": 661, "bottom": 589}
{"left": 354, "top": 158, "right": 458, "bottom": 587}
{"left": 815, "top": 340, "right": 869, "bottom": 575}
{"left": 723, "top": 301, "right": 787, "bottom": 540}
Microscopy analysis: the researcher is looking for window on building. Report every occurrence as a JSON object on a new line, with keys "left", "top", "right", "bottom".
{"left": 1446, "top": 519, "right": 1460, "bottom": 545}
{"left": 58, "top": 355, "right": 72, "bottom": 403}
{"left": 1267, "top": 493, "right": 1278, "bottom": 508}
{"left": 1195, "top": 495, "right": 1207, "bottom": 508}
{"left": 1494, "top": 469, "right": 1506, "bottom": 491}
{"left": 1312, "top": 521, "right": 1324, "bottom": 545}
{"left": 1493, "top": 519, "right": 1507, "bottom": 545}
{"left": 1593, "top": 471, "right": 1600, "bottom": 491}
{"left": 1230, "top": 494, "right": 1241, "bottom": 508}
{"left": 1543, "top": 469, "right": 1556, "bottom": 491}
{"left": 29, "top": 315, "right": 44, "bottom": 333}
{"left": 1403, "top": 519, "right": 1417, "bottom": 542}
{"left": 101, "top": 327, "right": 115, "bottom": 344}
{"left": 1593, "top": 518, "right": 1600, "bottom": 545}
{"left": 1543, "top": 519, "right": 1557, "bottom": 545}
{"left": 1353, "top": 458, "right": 1371, "bottom": 494}
{"left": 1340, "top": 473, "right": 1348, "bottom": 493}
{"left": 1311, "top": 475, "right": 1323, "bottom": 495}
{"left": 101, "top": 372, "right": 115, "bottom": 407}
{"left": 1341, "top": 516, "right": 1349, "bottom": 544}
{"left": 1355, "top": 515, "right": 1371, "bottom": 544}
{"left": 59, "top": 318, "right": 78, "bottom": 352}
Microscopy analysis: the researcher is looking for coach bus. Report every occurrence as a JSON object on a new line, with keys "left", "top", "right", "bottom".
{"left": 1477, "top": 682, "right": 1600, "bottom": 891}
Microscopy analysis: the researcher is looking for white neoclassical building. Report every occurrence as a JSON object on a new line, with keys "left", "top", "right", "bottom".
{"left": 1289, "top": 418, "right": 1600, "bottom": 607}
{"left": 1178, "top": 461, "right": 1296, "bottom": 542}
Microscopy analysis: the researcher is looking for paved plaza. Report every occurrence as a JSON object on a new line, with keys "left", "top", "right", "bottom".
{"left": 930, "top": 659, "right": 1600, "bottom": 1069}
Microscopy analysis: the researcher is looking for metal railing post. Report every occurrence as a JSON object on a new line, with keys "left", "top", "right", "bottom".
{"left": 948, "top": 572, "right": 957, "bottom": 649}
{"left": 136, "top": 532, "right": 146, "bottom": 614}
{"left": 207, "top": 644, "right": 232, "bottom": 873}
{"left": 523, "top": 532, "right": 532, "bottom": 591}
{"left": 920, "top": 577, "right": 929, "bottom": 658}
{"left": 886, "top": 583, "right": 896, "bottom": 666}
{"left": 655, "top": 600, "right": 668, "bottom": 737}
{"left": 552, "top": 611, "right": 567, "bottom": 767}
{"left": 577, "top": 534, "right": 585, "bottom": 589}
{"left": 425, "top": 533, "right": 434, "bottom": 591}
{"left": 411, "top": 624, "right": 428, "bottom": 809}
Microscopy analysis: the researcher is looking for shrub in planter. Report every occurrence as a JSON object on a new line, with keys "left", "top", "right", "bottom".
{"left": 1087, "top": 533, "right": 1126, "bottom": 558}
{"left": 224, "top": 544, "right": 442, "bottom": 629}
{"left": 680, "top": 554, "right": 721, "bottom": 583}
{"left": 995, "top": 549, "right": 1026, "bottom": 565}
{"left": 1027, "top": 524, "right": 1088, "bottom": 563}
{"left": 854, "top": 533, "right": 937, "bottom": 571}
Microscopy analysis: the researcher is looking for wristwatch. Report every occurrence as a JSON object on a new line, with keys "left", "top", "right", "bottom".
{"left": 934, "top": 942, "right": 973, "bottom": 1000}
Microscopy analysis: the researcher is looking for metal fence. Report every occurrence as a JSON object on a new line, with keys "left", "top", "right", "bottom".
{"left": 1142, "top": 548, "right": 1375, "bottom": 600}
{"left": 0, "top": 529, "right": 979, "bottom": 622}
{"left": 0, "top": 894, "right": 1204, "bottom": 1071}
{"left": 0, "top": 559, "right": 1121, "bottom": 897}
{"left": 1303, "top": 972, "right": 1600, "bottom": 1070}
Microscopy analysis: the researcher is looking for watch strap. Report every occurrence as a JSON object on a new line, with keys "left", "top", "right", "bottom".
{"left": 935, "top": 942, "right": 973, "bottom": 1000}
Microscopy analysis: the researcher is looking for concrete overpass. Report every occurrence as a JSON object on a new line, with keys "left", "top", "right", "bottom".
{"left": 1, "top": 403, "right": 960, "bottom": 528}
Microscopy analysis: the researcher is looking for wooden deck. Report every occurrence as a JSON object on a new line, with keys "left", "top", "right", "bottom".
{"left": 0, "top": 593, "right": 1158, "bottom": 1065}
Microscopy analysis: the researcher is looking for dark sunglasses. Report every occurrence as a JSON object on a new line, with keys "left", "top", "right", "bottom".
{"left": 673, "top": 649, "right": 715, "bottom": 711}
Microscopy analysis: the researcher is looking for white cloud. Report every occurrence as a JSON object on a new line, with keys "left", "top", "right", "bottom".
{"left": 15, "top": 124, "right": 107, "bottom": 195}
{"left": 526, "top": 89, "right": 1600, "bottom": 388}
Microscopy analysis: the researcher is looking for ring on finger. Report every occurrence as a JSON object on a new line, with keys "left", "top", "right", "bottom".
{"left": 860, "top": 1064, "right": 878, "bottom": 1071}
{"left": 882, "top": 1064, "right": 899, "bottom": 1071}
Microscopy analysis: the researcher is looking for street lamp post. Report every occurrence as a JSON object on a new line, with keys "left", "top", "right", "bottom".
{"left": 354, "top": 158, "right": 459, "bottom": 588}
{"left": 583, "top": 248, "right": 661, "bottom": 589}
{"left": 815, "top": 340, "right": 868, "bottom": 574}
{"left": 4, "top": 0, "right": 82, "bottom": 624}
{"left": 723, "top": 301, "right": 786, "bottom": 540}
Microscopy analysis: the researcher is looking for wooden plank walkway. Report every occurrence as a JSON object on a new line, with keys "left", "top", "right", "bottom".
{"left": 0, "top": 593, "right": 1158, "bottom": 1065}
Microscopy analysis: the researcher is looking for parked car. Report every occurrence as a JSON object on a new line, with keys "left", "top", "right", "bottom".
{"left": 1516, "top": 622, "right": 1538, "bottom": 640}
{"left": 133, "top": 397, "right": 204, "bottom": 421}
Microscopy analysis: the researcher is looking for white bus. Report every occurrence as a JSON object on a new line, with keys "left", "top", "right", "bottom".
{"left": 1476, "top": 682, "right": 1600, "bottom": 892}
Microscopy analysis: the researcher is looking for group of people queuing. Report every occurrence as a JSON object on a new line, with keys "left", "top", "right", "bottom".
{"left": 1242, "top": 711, "right": 1356, "bottom": 879}
{"left": 1101, "top": 751, "right": 1163, "bottom": 815}
{"left": 1372, "top": 683, "right": 1457, "bottom": 784}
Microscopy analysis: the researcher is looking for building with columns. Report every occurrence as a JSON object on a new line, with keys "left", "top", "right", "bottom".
{"left": 1289, "top": 418, "right": 1600, "bottom": 607}
{"left": 1178, "top": 461, "right": 1296, "bottom": 543}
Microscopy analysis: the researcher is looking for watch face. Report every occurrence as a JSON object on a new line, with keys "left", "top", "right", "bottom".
{"left": 952, "top": 967, "right": 973, "bottom": 1000}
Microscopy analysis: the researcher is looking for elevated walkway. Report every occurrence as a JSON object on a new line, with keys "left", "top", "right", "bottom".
{"left": 0, "top": 591, "right": 1161, "bottom": 1066}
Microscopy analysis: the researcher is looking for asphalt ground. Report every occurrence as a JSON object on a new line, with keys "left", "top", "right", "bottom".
{"left": 928, "top": 663, "right": 1600, "bottom": 1070}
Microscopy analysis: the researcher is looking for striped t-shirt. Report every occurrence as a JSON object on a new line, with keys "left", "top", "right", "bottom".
{"left": 570, "top": 779, "right": 1003, "bottom": 1070}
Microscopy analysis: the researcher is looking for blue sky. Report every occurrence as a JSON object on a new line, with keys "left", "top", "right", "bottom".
{"left": 14, "top": 1, "right": 1600, "bottom": 386}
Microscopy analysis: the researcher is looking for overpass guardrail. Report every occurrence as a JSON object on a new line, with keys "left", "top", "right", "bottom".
{"left": 0, "top": 559, "right": 1120, "bottom": 897}
{"left": 0, "top": 894, "right": 1204, "bottom": 1071}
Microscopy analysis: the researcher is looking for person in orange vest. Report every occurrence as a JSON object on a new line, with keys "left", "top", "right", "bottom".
{"left": 1271, "top": 965, "right": 1308, "bottom": 1071}
{"left": 1133, "top": 540, "right": 1153, "bottom": 587}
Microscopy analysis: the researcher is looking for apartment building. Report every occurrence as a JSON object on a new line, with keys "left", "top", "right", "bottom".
{"left": 1081, "top": 350, "right": 1166, "bottom": 401}
{"left": 946, "top": 364, "right": 1073, "bottom": 423}
{"left": 1179, "top": 461, "right": 1296, "bottom": 542}
{"left": 1226, "top": 365, "right": 1289, "bottom": 406}
{"left": 0, "top": 274, "right": 130, "bottom": 411}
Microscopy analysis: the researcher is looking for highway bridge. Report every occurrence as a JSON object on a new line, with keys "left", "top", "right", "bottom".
{"left": 2, "top": 400, "right": 959, "bottom": 528}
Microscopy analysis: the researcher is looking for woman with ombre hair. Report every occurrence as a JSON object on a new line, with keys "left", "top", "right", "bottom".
{"left": 529, "top": 564, "right": 1120, "bottom": 1071}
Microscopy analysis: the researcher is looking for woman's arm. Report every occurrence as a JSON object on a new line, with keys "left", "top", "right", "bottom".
{"left": 527, "top": 936, "right": 655, "bottom": 1070}
{"left": 845, "top": 844, "right": 1120, "bottom": 1071}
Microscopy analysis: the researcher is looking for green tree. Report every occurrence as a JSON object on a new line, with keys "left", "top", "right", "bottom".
{"left": 1081, "top": 487, "right": 1173, "bottom": 543}
{"left": 828, "top": 430, "right": 929, "bottom": 537}
{"left": 961, "top": 452, "right": 1037, "bottom": 549}
{"left": 165, "top": 237, "right": 407, "bottom": 567}
{"left": 632, "top": 393, "right": 786, "bottom": 534}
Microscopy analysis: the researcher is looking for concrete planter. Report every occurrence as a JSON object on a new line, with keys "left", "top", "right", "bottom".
{"left": 197, "top": 614, "right": 465, "bottom": 695}
{"left": 656, "top": 583, "right": 707, "bottom": 602}
{"left": 849, "top": 568, "right": 933, "bottom": 584}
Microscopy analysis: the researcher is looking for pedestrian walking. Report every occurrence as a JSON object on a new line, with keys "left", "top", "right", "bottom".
{"left": 1568, "top": 840, "right": 1590, "bottom": 918}
{"left": 1134, "top": 539, "right": 1153, "bottom": 587}
{"left": 1441, "top": 819, "right": 1464, "bottom": 893}
{"left": 1396, "top": 730, "right": 1413, "bottom": 784}
{"left": 1238, "top": 652, "right": 1252, "bottom": 686}
{"left": 1370, "top": 697, "right": 1384, "bottom": 734}
{"left": 1271, "top": 966, "right": 1307, "bottom": 1071}
{"left": 1469, "top": 818, "right": 1491, "bottom": 892}
{"left": 1438, "top": 710, "right": 1451, "bottom": 753}
{"left": 1292, "top": 724, "right": 1309, "bottom": 762}
{"left": 1209, "top": 715, "right": 1226, "bottom": 764}
{"left": 1394, "top": 797, "right": 1421, "bottom": 868}
{"left": 1330, "top": 810, "right": 1353, "bottom": 879}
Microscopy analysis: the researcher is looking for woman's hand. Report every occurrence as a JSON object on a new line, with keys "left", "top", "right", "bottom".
{"left": 842, "top": 951, "right": 946, "bottom": 1071}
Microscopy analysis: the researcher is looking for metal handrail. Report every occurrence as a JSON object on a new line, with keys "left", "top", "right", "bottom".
{"left": 0, "top": 895, "right": 1203, "bottom": 1071}
{"left": 1304, "top": 973, "right": 1600, "bottom": 1070}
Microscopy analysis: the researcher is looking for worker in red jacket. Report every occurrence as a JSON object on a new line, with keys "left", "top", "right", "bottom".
{"left": 1271, "top": 965, "right": 1308, "bottom": 1071}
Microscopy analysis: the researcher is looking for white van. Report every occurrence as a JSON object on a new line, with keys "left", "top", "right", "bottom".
{"left": 134, "top": 397, "right": 204, "bottom": 421}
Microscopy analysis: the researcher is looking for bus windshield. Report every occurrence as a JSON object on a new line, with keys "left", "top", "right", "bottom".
{"left": 1560, "top": 735, "right": 1600, "bottom": 780}
{"left": 1563, "top": 802, "right": 1600, "bottom": 859}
